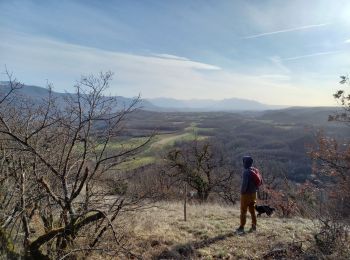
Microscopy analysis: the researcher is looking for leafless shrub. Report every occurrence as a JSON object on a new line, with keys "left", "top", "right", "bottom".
{"left": 0, "top": 70, "right": 152, "bottom": 259}
{"left": 307, "top": 75, "right": 350, "bottom": 257}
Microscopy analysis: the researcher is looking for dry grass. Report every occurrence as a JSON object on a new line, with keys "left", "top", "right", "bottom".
{"left": 119, "top": 201, "right": 316, "bottom": 259}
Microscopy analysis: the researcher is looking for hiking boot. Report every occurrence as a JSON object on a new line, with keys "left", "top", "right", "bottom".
{"left": 248, "top": 225, "right": 256, "bottom": 233}
{"left": 235, "top": 226, "right": 245, "bottom": 234}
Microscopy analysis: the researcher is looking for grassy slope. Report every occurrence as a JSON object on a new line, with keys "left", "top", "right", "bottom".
{"left": 122, "top": 202, "right": 316, "bottom": 259}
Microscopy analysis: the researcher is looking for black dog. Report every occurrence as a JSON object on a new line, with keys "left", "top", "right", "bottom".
{"left": 255, "top": 205, "right": 275, "bottom": 217}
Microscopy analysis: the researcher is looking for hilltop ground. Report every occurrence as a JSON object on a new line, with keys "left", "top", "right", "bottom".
{"left": 111, "top": 202, "right": 322, "bottom": 259}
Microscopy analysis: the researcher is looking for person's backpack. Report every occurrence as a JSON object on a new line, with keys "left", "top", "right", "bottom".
{"left": 250, "top": 167, "right": 263, "bottom": 187}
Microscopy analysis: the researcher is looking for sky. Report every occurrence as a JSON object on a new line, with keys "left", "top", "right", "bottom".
{"left": 1, "top": 0, "right": 350, "bottom": 106}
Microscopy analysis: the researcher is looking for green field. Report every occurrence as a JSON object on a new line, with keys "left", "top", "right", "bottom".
{"left": 114, "top": 122, "right": 213, "bottom": 170}
{"left": 115, "top": 156, "right": 156, "bottom": 171}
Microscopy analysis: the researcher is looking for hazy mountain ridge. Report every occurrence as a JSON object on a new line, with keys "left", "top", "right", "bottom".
{"left": 148, "top": 97, "right": 286, "bottom": 111}
{"left": 0, "top": 82, "right": 159, "bottom": 111}
{"left": 0, "top": 83, "right": 335, "bottom": 113}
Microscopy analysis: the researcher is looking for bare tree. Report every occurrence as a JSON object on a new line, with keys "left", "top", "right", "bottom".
{"left": 0, "top": 70, "right": 152, "bottom": 259}
{"left": 165, "top": 139, "right": 232, "bottom": 202}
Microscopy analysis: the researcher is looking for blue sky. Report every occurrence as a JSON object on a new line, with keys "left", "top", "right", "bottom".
{"left": 1, "top": 0, "right": 350, "bottom": 105}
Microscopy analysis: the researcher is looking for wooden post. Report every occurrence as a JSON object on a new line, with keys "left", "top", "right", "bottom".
{"left": 184, "top": 182, "right": 187, "bottom": 221}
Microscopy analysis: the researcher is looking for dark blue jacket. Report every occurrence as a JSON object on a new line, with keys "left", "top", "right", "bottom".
{"left": 241, "top": 167, "right": 257, "bottom": 194}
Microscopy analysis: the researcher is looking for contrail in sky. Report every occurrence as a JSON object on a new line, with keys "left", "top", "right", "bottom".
{"left": 243, "top": 23, "right": 331, "bottom": 39}
{"left": 283, "top": 50, "right": 341, "bottom": 61}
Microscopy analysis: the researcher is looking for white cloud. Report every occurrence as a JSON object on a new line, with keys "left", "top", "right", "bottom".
{"left": 268, "top": 56, "right": 291, "bottom": 74}
{"left": 0, "top": 32, "right": 334, "bottom": 106}
{"left": 153, "top": 54, "right": 189, "bottom": 61}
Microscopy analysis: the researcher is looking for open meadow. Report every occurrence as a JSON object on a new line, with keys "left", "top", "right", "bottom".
{"left": 99, "top": 201, "right": 321, "bottom": 259}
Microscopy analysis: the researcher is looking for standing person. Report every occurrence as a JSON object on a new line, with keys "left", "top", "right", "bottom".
{"left": 236, "top": 156, "right": 258, "bottom": 234}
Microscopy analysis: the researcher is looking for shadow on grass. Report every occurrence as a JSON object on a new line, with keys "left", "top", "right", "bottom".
{"left": 155, "top": 232, "right": 236, "bottom": 259}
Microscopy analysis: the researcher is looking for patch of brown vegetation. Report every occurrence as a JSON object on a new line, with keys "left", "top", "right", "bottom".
{"left": 120, "top": 202, "right": 316, "bottom": 259}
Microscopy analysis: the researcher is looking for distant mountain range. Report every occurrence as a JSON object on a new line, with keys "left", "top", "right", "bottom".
{"left": 0, "top": 81, "right": 159, "bottom": 111}
{"left": 148, "top": 97, "right": 286, "bottom": 111}
{"left": 0, "top": 82, "right": 287, "bottom": 111}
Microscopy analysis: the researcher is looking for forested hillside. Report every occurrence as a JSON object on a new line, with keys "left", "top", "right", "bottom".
{"left": 121, "top": 107, "right": 348, "bottom": 182}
